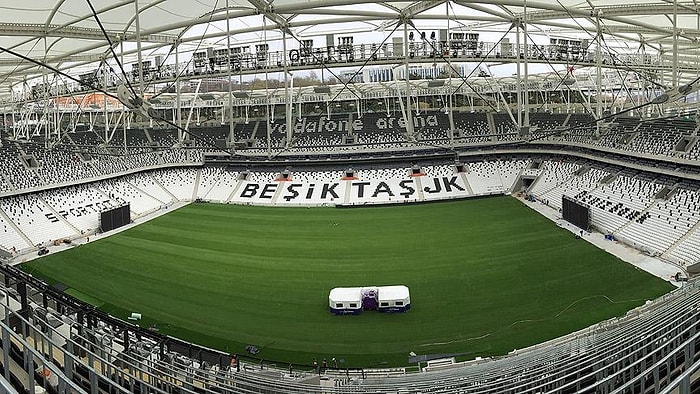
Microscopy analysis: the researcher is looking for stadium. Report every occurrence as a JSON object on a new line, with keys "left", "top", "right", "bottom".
{"left": 0, "top": 0, "right": 698, "bottom": 393}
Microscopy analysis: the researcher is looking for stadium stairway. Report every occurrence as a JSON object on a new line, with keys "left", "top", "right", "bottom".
{"left": 92, "top": 182, "right": 116, "bottom": 204}
{"left": 342, "top": 180, "right": 353, "bottom": 204}
{"left": 0, "top": 208, "right": 32, "bottom": 251}
{"left": 191, "top": 169, "right": 202, "bottom": 201}
{"left": 663, "top": 220, "right": 700, "bottom": 261}
{"left": 561, "top": 113, "right": 572, "bottom": 127}
{"left": 38, "top": 195, "right": 81, "bottom": 236}
{"left": 458, "top": 172, "right": 475, "bottom": 195}
{"left": 197, "top": 167, "right": 224, "bottom": 200}
{"left": 612, "top": 199, "right": 659, "bottom": 238}
{"left": 527, "top": 161, "right": 581, "bottom": 197}
{"left": 149, "top": 173, "right": 179, "bottom": 202}
{"left": 410, "top": 176, "right": 428, "bottom": 201}
{"left": 224, "top": 180, "right": 245, "bottom": 203}
{"left": 526, "top": 172, "right": 565, "bottom": 197}
{"left": 271, "top": 180, "right": 287, "bottom": 202}
{"left": 0, "top": 173, "right": 15, "bottom": 194}
{"left": 125, "top": 179, "right": 172, "bottom": 207}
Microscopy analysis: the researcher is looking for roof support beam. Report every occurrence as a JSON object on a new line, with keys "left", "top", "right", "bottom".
{"left": 0, "top": 23, "right": 118, "bottom": 41}
{"left": 247, "top": 0, "right": 294, "bottom": 36}
{"left": 0, "top": 23, "right": 176, "bottom": 44}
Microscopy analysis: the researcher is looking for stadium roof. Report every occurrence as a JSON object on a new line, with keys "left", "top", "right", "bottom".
{"left": 0, "top": 0, "right": 699, "bottom": 98}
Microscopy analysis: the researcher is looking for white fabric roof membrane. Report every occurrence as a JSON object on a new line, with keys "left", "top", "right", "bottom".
{"left": 0, "top": 0, "right": 698, "bottom": 96}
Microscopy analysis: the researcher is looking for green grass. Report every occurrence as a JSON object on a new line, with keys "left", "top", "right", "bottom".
{"left": 21, "top": 196, "right": 674, "bottom": 367}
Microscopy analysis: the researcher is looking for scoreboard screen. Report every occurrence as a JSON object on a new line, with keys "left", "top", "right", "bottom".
{"left": 562, "top": 196, "right": 589, "bottom": 230}
{"left": 100, "top": 204, "right": 131, "bottom": 232}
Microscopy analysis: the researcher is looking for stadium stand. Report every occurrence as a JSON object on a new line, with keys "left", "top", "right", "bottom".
{"left": 0, "top": 212, "right": 31, "bottom": 253}
{"left": 0, "top": 124, "right": 698, "bottom": 393}
{"left": 493, "top": 112, "right": 519, "bottom": 141}
{"left": 535, "top": 165, "right": 610, "bottom": 211}
{"left": 39, "top": 183, "right": 116, "bottom": 233}
{"left": 108, "top": 127, "right": 152, "bottom": 153}
{"left": 96, "top": 177, "right": 164, "bottom": 216}
{"left": 528, "top": 112, "right": 567, "bottom": 131}
{"left": 526, "top": 159, "right": 581, "bottom": 197}
{"left": 617, "top": 187, "right": 700, "bottom": 256}
{"left": 574, "top": 171, "right": 663, "bottom": 234}
{"left": 354, "top": 113, "right": 409, "bottom": 146}
{"left": 415, "top": 111, "right": 451, "bottom": 142}
{"left": 2, "top": 0, "right": 700, "bottom": 390}
{"left": 198, "top": 166, "right": 240, "bottom": 201}
{"left": 147, "top": 128, "right": 179, "bottom": 148}
{"left": 464, "top": 160, "right": 511, "bottom": 195}
{"left": 0, "top": 261, "right": 697, "bottom": 393}
{"left": 149, "top": 167, "right": 199, "bottom": 201}
{"left": 0, "top": 152, "right": 694, "bottom": 253}
{"left": 0, "top": 194, "right": 76, "bottom": 247}
{"left": 123, "top": 171, "right": 178, "bottom": 205}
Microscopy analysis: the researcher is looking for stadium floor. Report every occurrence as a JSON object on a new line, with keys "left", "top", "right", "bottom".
{"left": 21, "top": 196, "right": 675, "bottom": 367}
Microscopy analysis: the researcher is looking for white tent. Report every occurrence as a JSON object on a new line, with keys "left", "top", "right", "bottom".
{"left": 328, "top": 287, "right": 362, "bottom": 315}
{"left": 329, "top": 285, "right": 411, "bottom": 314}
{"left": 378, "top": 285, "right": 411, "bottom": 313}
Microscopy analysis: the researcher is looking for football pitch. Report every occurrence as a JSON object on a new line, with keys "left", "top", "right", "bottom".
{"left": 21, "top": 196, "right": 674, "bottom": 368}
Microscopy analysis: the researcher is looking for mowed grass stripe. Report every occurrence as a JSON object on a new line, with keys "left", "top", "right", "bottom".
{"left": 22, "top": 197, "right": 674, "bottom": 367}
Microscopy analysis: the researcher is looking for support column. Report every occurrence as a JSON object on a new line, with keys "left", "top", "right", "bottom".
{"left": 103, "top": 60, "right": 109, "bottom": 142}
{"left": 226, "top": 0, "right": 235, "bottom": 148}
{"left": 42, "top": 37, "right": 49, "bottom": 148}
{"left": 672, "top": 0, "right": 679, "bottom": 89}
{"left": 523, "top": 0, "right": 529, "bottom": 129}
{"left": 595, "top": 12, "right": 603, "bottom": 136}
{"left": 515, "top": 19, "right": 522, "bottom": 128}
{"left": 446, "top": 1, "right": 454, "bottom": 146}
{"left": 403, "top": 21, "right": 415, "bottom": 138}
{"left": 448, "top": 92, "right": 455, "bottom": 147}
{"left": 175, "top": 41, "right": 183, "bottom": 141}
{"left": 283, "top": 31, "right": 293, "bottom": 147}
{"left": 134, "top": 0, "right": 144, "bottom": 96}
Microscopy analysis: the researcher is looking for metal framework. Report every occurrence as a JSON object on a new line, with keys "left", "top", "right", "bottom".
{"left": 0, "top": 3, "right": 699, "bottom": 392}
{"left": 1, "top": 1, "right": 700, "bottom": 148}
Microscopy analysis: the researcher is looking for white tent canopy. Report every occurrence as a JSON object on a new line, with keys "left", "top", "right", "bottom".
{"left": 329, "top": 285, "right": 411, "bottom": 314}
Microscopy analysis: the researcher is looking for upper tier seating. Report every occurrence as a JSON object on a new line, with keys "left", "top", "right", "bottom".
{"left": 0, "top": 111, "right": 697, "bottom": 198}
{"left": 454, "top": 112, "right": 491, "bottom": 144}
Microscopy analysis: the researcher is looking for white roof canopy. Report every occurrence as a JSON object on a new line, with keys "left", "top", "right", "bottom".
{"left": 0, "top": 0, "right": 699, "bottom": 99}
